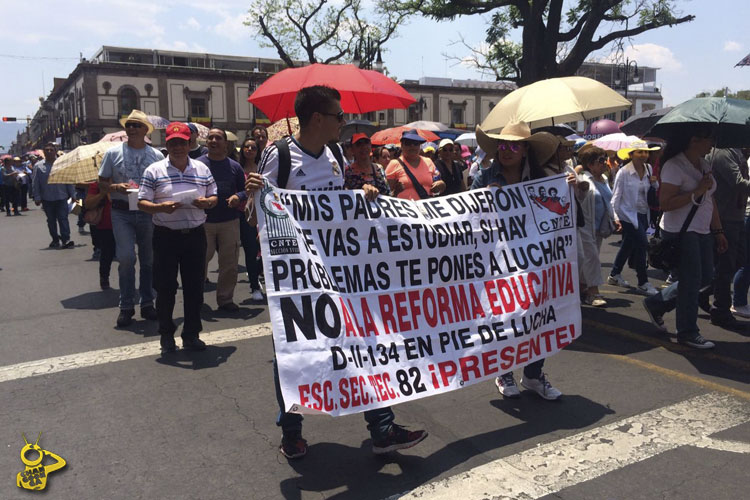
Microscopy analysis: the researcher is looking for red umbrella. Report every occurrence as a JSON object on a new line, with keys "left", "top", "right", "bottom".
{"left": 370, "top": 127, "right": 440, "bottom": 146}
{"left": 248, "top": 64, "right": 416, "bottom": 122}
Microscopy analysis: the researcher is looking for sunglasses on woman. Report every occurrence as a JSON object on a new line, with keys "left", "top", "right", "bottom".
{"left": 497, "top": 142, "right": 521, "bottom": 153}
{"left": 243, "top": 145, "right": 257, "bottom": 150}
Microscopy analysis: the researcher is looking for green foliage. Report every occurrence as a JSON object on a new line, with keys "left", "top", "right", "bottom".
{"left": 698, "top": 89, "right": 750, "bottom": 100}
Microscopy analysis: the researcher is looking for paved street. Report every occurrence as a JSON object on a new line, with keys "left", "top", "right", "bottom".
{"left": 1, "top": 207, "right": 748, "bottom": 500}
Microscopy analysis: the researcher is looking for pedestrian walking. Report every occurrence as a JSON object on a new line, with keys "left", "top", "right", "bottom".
{"left": 85, "top": 182, "right": 115, "bottom": 289}
{"left": 608, "top": 141, "right": 661, "bottom": 295}
{"left": 245, "top": 85, "right": 427, "bottom": 460}
{"left": 385, "top": 130, "right": 446, "bottom": 200}
{"left": 238, "top": 137, "right": 264, "bottom": 301}
{"left": 642, "top": 126, "right": 726, "bottom": 349}
{"left": 197, "top": 128, "right": 247, "bottom": 312}
{"left": 98, "top": 109, "right": 164, "bottom": 327}
{"left": 138, "top": 122, "right": 217, "bottom": 353}
{"left": 32, "top": 143, "right": 75, "bottom": 246}
{"left": 2, "top": 157, "right": 21, "bottom": 216}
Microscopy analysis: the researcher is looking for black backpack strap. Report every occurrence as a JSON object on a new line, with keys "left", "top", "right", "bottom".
{"left": 274, "top": 139, "right": 291, "bottom": 189}
{"left": 326, "top": 143, "right": 345, "bottom": 170}
{"left": 397, "top": 158, "right": 431, "bottom": 200}
{"left": 679, "top": 195, "right": 703, "bottom": 235}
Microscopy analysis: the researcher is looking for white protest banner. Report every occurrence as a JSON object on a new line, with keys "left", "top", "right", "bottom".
{"left": 256, "top": 174, "right": 580, "bottom": 417}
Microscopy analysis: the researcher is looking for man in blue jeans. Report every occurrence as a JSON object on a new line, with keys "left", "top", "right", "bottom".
{"left": 246, "top": 86, "right": 427, "bottom": 459}
{"left": 98, "top": 110, "right": 164, "bottom": 327}
{"left": 32, "top": 143, "right": 75, "bottom": 248}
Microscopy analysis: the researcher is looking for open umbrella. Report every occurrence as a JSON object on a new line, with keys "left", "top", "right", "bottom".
{"left": 248, "top": 63, "right": 416, "bottom": 122}
{"left": 404, "top": 120, "right": 449, "bottom": 132}
{"left": 48, "top": 142, "right": 120, "bottom": 184}
{"left": 340, "top": 119, "right": 377, "bottom": 142}
{"left": 481, "top": 76, "right": 631, "bottom": 131}
{"left": 454, "top": 132, "right": 477, "bottom": 147}
{"left": 266, "top": 117, "right": 300, "bottom": 143}
{"left": 146, "top": 115, "right": 171, "bottom": 129}
{"left": 650, "top": 97, "right": 750, "bottom": 148}
{"left": 620, "top": 107, "right": 673, "bottom": 136}
{"left": 593, "top": 133, "right": 641, "bottom": 152}
{"left": 370, "top": 127, "right": 440, "bottom": 146}
{"left": 99, "top": 131, "right": 152, "bottom": 144}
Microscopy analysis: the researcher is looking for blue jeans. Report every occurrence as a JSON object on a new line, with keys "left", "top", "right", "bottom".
{"left": 273, "top": 354, "right": 395, "bottom": 440}
{"left": 41, "top": 199, "right": 71, "bottom": 243}
{"left": 733, "top": 215, "right": 750, "bottom": 306}
{"left": 645, "top": 231, "right": 714, "bottom": 339}
{"left": 111, "top": 208, "right": 155, "bottom": 310}
{"left": 611, "top": 212, "right": 649, "bottom": 285}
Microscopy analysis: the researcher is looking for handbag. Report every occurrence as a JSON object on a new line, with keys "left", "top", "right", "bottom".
{"left": 597, "top": 209, "right": 615, "bottom": 239}
{"left": 83, "top": 204, "right": 104, "bottom": 225}
{"left": 646, "top": 165, "right": 659, "bottom": 208}
{"left": 647, "top": 195, "right": 702, "bottom": 272}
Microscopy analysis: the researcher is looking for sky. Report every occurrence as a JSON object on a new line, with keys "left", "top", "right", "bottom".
{"left": 1, "top": 0, "right": 749, "bottom": 150}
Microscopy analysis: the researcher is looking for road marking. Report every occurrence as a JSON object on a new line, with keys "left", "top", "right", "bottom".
{"left": 584, "top": 318, "right": 750, "bottom": 372}
{"left": 393, "top": 392, "right": 750, "bottom": 500}
{"left": 0, "top": 323, "right": 273, "bottom": 384}
{"left": 576, "top": 339, "right": 750, "bottom": 401}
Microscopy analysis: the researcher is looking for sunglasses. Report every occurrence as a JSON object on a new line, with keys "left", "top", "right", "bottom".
{"left": 243, "top": 145, "right": 257, "bottom": 150}
{"left": 320, "top": 110, "right": 345, "bottom": 122}
{"left": 441, "top": 146, "right": 454, "bottom": 152}
{"left": 125, "top": 122, "right": 144, "bottom": 129}
{"left": 498, "top": 142, "right": 521, "bottom": 153}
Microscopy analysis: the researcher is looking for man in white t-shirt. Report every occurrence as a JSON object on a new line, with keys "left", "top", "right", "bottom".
{"left": 246, "top": 85, "right": 427, "bottom": 460}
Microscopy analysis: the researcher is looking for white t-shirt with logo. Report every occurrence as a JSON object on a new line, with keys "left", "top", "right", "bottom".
{"left": 258, "top": 136, "right": 344, "bottom": 191}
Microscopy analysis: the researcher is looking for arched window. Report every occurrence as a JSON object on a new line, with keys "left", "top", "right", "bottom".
{"left": 119, "top": 87, "right": 138, "bottom": 116}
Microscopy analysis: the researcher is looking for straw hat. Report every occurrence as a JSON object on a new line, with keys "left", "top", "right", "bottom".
{"left": 119, "top": 110, "right": 154, "bottom": 134}
{"left": 477, "top": 122, "right": 561, "bottom": 166}
{"left": 617, "top": 140, "right": 661, "bottom": 160}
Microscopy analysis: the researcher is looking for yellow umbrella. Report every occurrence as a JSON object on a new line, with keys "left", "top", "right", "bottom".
{"left": 481, "top": 76, "right": 631, "bottom": 132}
{"left": 48, "top": 142, "right": 120, "bottom": 184}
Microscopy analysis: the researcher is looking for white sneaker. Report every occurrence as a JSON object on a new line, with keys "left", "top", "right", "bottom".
{"left": 607, "top": 274, "right": 631, "bottom": 288}
{"left": 520, "top": 373, "right": 562, "bottom": 400}
{"left": 637, "top": 282, "right": 659, "bottom": 296}
{"left": 494, "top": 373, "right": 521, "bottom": 398}
{"left": 730, "top": 304, "right": 750, "bottom": 318}
{"left": 250, "top": 289, "right": 264, "bottom": 301}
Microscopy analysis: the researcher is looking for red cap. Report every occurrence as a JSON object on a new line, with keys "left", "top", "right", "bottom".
{"left": 166, "top": 122, "right": 191, "bottom": 142}
{"left": 350, "top": 133, "right": 370, "bottom": 144}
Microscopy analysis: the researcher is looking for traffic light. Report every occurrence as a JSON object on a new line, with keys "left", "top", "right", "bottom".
{"left": 2, "top": 117, "right": 17, "bottom": 122}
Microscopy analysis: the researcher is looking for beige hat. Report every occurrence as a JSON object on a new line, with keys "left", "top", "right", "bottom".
{"left": 476, "top": 122, "right": 558, "bottom": 165}
{"left": 438, "top": 138, "right": 454, "bottom": 150}
{"left": 617, "top": 140, "right": 661, "bottom": 160}
{"left": 119, "top": 109, "right": 154, "bottom": 135}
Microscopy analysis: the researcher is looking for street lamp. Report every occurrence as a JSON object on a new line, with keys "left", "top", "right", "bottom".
{"left": 352, "top": 35, "right": 383, "bottom": 72}
{"left": 613, "top": 58, "right": 639, "bottom": 99}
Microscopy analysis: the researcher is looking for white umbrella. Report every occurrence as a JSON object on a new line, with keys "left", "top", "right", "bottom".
{"left": 455, "top": 132, "right": 477, "bottom": 147}
{"left": 593, "top": 133, "right": 640, "bottom": 152}
{"left": 404, "top": 120, "right": 449, "bottom": 132}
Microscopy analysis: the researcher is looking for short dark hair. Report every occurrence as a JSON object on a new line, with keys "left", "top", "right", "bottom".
{"left": 208, "top": 128, "right": 227, "bottom": 140}
{"left": 44, "top": 142, "right": 57, "bottom": 149}
{"left": 251, "top": 125, "right": 268, "bottom": 138}
{"left": 578, "top": 146, "right": 605, "bottom": 170}
{"left": 294, "top": 85, "right": 341, "bottom": 128}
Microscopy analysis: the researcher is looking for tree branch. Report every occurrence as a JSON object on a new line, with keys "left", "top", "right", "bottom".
{"left": 590, "top": 14, "right": 695, "bottom": 52}
{"left": 257, "top": 15, "right": 297, "bottom": 68}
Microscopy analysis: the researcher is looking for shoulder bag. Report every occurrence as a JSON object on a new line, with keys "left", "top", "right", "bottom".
{"left": 397, "top": 158, "right": 431, "bottom": 200}
{"left": 647, "top": 195, "right": 702, "bottom": 272}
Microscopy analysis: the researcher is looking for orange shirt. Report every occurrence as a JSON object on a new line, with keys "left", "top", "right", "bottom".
{"left": 385, "top": 156, "right": 439, "bottom": 200}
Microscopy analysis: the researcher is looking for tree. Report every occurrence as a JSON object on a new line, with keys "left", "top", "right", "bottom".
{"left": 391, "top": 1, "right": 695, "bottom": 86}
{"left": 246, "top": 0, "right": 406, "bottom": 68}
{"left": 696, "top": 89, "right": 750, "bottom": 100}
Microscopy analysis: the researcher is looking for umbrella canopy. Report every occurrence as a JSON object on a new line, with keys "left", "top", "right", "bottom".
{"left": 481, "top": 76, "right": 631, "bottom": 131}
{"left": 248, "top": 63, "right": 416, "bottom": 122}
{"left": 650, "top": 97, "right": 750, "bottom": 148}
{"left": 620, "top": 107, "right": 673, "bottom": 136}
{"left": 146, "top": 115, "right": 171, "bottom": 129}
{"left": 48, "top": 142, "right": 120, "bottom": 184}
{"left": 592, "top": 133, "right": 641, "bottom": 152}
{"left": 99, "top": 131, "right": 152, "bottom": 144}
{"left": 532, "top": 123, "right": 579, "bottom": 137}
{"left": 454, "top": 132, "right": 477, "bottom": 147}
{"left": 340, "top": 119, "right": 377, "bottom": 142}
{"left": 370, "top": 127, "right": 440, "bottom": 146}
{"left": 404, "top": 120, "right": 449, "bottom": 132}
{"left": 266, "top": 117, "right": 300, "bottom": 143}
{"left": 189, "top": 122, "right": 210, "bottom": 140}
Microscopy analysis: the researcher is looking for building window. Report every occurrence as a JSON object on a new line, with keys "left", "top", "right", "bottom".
{"left": 603, "top": 112, "right": 616, "bottom": 121}
{"left": 449, "top": 100, "right": 467, "bottom": 126}
{"left": 407, "top": 103, "right": 420, "bottom": 123}
{"left": 190, "top": 97, "right": 207, "bottom": 117}
{"left": 641, "top": 103, "right": 656, "bottom": 112}
{"left": 119, "top": 87, "right": 138, "bottom": 116}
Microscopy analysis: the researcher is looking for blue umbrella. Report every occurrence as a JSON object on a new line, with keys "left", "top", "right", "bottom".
{"left": 650, "top": 97, "right": 750, "bottom": 148}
